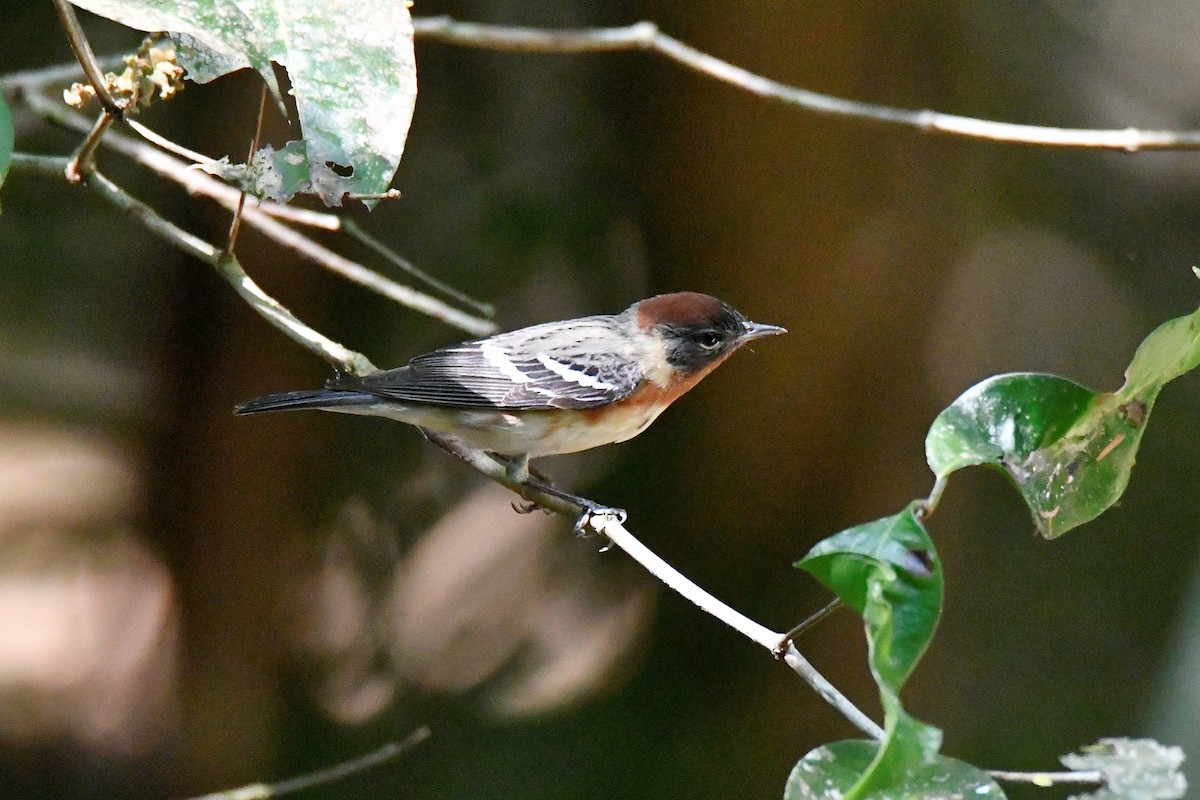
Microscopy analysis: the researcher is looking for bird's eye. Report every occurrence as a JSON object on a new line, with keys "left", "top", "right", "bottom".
{"left": 696, "top": 331, "right": 722, "bottom": 350}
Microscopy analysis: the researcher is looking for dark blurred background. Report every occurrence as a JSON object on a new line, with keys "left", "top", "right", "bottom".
{"left": 2, "top": 1, "right": 1200, "bottom": 798}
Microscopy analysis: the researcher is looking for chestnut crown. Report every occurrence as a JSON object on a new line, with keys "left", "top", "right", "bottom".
{"left": 634, "top": 292, "right": 785, "bottom": 374}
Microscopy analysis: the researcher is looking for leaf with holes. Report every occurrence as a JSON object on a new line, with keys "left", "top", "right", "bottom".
{"left": 793, "top": 503, "right": 947, "bottom": 800}
{"left": 69, "top": 0, "right": 416, "bottom": 206}
{"left": 926, "top": 301, "right": 1200, "bottom": 537}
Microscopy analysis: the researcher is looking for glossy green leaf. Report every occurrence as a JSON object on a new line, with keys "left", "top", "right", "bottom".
{"left": 0, "top": 91, "right": 12, "bottom": 207}
{"left": 785, "top": 740, "right": 1004, "bottom": 800}
{"left": 796, "top": 503, "right": 945, "bottom": 799}
{"left": 927, "top": 303, "right": 1200, "bottom": 537}
{"left": 69, "top": 0, "right": 416, "bottom": 206}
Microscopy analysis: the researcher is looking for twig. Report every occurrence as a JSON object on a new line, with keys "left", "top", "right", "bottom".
{"left": 183, "top": 726, "right": 431, "bottom": 800}
{"left": 227, "top": 85, "right": 270, "bottom": 252}
{"left": 126, "top": 118, "right": 217, "bottom": 165}
{"left": 64, "top": 109, "right": 115, "bottom": 182}
{"left": 587, "top": 513, "right": 782, "bottom": 648}
{"left": 0, "top": 55, "right": 123, "bottom": 92}
{"left": 780, "top": 597, "right": 844, "bottom": 642}
{"left": 986, "top": 768, "right": 1105, "bottom": 787}
{"left": 51, "top": 0, "right": 120, "bottom": 181}
{"left": 346, "top": 189, "right": 401, "bottom": 200}
{"left": 20, "top": 91, "right": 497, "bottom": 337}
{"left": 342, "top": 219, "right": 495, "bottom": 317}
{"left": 411, "top": 15, "right": 1200, "bottom": 151}
{"left": 52, "top": 0, "right": 121, "bottom": 115}
{"left": 779, "top": 642, "right": 884, "bottom": 740}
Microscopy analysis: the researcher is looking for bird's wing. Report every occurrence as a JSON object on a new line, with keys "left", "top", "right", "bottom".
{"left": 350, "top": 329, "right": 644, "bottom": 410}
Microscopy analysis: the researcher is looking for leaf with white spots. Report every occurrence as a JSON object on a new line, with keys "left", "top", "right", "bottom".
{"left": 69, "top": 0, "right": 416, "bottom": 206}
{"left": 785, "top": 741, "right": 1005, "bottom": 800}
{"left": 926, "top": 300, "right": 1200, "bottom": 538}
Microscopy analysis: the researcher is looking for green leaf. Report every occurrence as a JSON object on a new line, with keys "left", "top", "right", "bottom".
{"left": 69, "top": 0, "right": 416, "bottom": 206}
{"left": 926, "top": 303, "right": 1200, "bottom": 537}
{"left": 799, "top": 503, "right": 941, "bottom": 689}
{"left": 796, "top": 503, "right": 945, "bottom": 799}
{"left": 0, "top": 91, "right": 12, "bottom": 207}
{"left": 785, "top": 740, "right": 1004, "bottom": 800}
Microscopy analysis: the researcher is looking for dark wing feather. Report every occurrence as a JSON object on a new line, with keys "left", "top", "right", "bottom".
{"left": 348, "top": 342, "right": 643, "bottom": 410}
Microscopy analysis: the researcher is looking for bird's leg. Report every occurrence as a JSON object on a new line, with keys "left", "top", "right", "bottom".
{"left": 492, "top": 454, "right": 543, "bottom": 514}
{"left": 504, "top": 453, "right": 531, "bottom": 484}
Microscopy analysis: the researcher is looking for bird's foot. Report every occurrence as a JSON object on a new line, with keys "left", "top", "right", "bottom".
{"left": 511, "top": 500, "right": 550, "bottom": 515}
{"left": 572, "top": 501, "right": 627, "bottom": 537}
{"left": 510, "top": 475, "right": 626, "bottom": 536}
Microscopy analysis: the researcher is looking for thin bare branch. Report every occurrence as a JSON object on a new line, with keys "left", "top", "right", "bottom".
{"left": 125, "top": 118, "right": 217, "bottom": 165}
{"left": 346, "top": 189, "right": 401, "bottom": 201}
{"left": 52, "top": 0, "right": 122, "bottom": 116}
{"left": 986, "top": 768, "right": 1104, "bottom": 787}
{"left": 588, "top": 513, "right": 782, "bottom": 648}
{"left": 0, "top": 55, "right": 122, "bottom": 91}
{"left": 227, "top": 84, "right": 270, "bottom": 253}
{"left": 184, "top": 727, "right": 431, "bottom": 800}
{"left": 342, "top": 219, "right": 496, "bottom": 317}
{"left": 412, "top": 15, "right": 1200, "bottom": 151}
{"left": 64, "top": 109, "right": 114, "bottom": 181}
{"left": 780, "top": 642, "right": 884, "bottom": 740}
{"left": 10, "top": 22, "right": 1200, "bottom": 151}
{"left": 780, "top": 597, "right": 844, "bottom": 642}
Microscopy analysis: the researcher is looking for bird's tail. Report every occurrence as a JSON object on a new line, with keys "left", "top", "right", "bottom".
{"left": 234, "top": 389, "right": 374, "bottom": 415}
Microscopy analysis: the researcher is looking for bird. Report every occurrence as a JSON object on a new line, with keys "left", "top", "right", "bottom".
{"left": 235, "top": 292, "right": 785, "bottom": 519}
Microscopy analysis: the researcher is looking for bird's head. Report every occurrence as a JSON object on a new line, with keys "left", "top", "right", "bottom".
{"left": 632, "top": 292, "right": 786, "bottom": 377}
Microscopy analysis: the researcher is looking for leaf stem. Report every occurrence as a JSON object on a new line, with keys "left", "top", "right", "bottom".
{"left": 916, "top": 474, "right": 948, "bottom": 520}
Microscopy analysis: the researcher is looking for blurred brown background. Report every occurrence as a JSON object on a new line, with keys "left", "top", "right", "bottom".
{"left": 2, "top": 1, "right": 1200, "bottom": 798}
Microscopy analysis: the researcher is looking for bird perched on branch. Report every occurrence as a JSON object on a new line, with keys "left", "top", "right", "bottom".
{"left": 236, "top": 292, "right": 784, "bottom": 518}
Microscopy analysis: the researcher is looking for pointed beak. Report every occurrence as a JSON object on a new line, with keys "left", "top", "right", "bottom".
{"left": 740, "top": 321, "right": 787, "bottom": 341}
